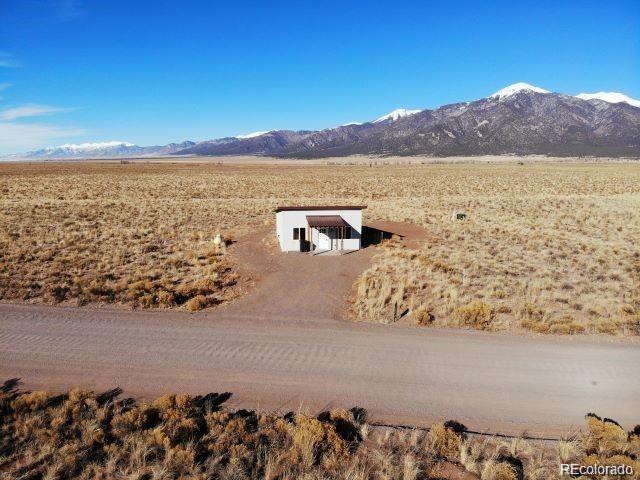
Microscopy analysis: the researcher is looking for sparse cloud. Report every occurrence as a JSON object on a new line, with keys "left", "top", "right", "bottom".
{"left": 0, "top": 122, "right": 84, "bottom": 153}
{"left": 0, "top": 104, "right": 74, "bottom": 121}
{"left": 0, "top": 52, "right": 21, "bottom": 68}
{"left": 0, "top": 45, "right": 84, "bottom": 154}
{"left": 0, "top": 101, "right": 83, "bottom": 154}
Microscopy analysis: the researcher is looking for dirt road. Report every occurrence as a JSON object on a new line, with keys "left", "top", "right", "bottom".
{"left": 2, "top": 303, "right": 638, "bottom": 437}
{"left": 1, "top": 226, "right": 639, "bottom": 436}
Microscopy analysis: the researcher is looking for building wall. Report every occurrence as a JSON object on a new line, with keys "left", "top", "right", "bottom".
{"left": 276, "top": 211, "right": 284, "bottom": 250}
{"left": 276, "top": 209, "right": 362, "bottom": 252}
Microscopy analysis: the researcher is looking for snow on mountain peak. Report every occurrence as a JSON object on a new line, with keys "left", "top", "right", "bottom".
{"left": 374, "top": 108, "right": 421, "bottom": 123}
{"left": 575, "top": 92, "right": 640, "bottom": 108}
{"left": 51, "top": 141, "right": 135, "bottom": 151}
{"left": 490, "top": 82, "right": 549, "bottom": 99}
{"left": 236, "top": 131, "right": 270, "bottom": 139}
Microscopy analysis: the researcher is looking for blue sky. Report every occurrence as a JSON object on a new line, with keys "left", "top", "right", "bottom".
{"left": 0, "top": 0, "right": 638, "bottom": 153}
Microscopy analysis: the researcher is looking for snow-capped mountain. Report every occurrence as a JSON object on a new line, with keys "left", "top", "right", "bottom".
{"left": 177, "top": 131, "right": 314, "bottom": 156}
{"left": 6, "top": 83, "right": 640, "bottom": 159}
{"left": 9, "top": 140, "right": 196, "bottom": 159}
{"left": 575, "top": 92, "right": 640, "bottom": 108}
{"left": 374, "top": 108, "right": 422, "bottom": 123}
{"left": 55, "top": 141, "right": 135, "bottom": 151}
{"left": 489, "top": 82, "right": 550, "bottom": 99}
{"left": 236, "top": 131, "right": 270, "bottom": 139}
{"left": 266, "top": 83, "right": 640, "bottom": 157}
{"left": 21, "top": 141, "right": 143, "bottom": 158}
{"left": 175, "top": 83, "right": 640, "bottom": 157}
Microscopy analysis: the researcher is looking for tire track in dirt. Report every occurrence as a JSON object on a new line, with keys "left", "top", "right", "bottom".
{"left": 2, "top": 302, "right": 639, "bottom": 436}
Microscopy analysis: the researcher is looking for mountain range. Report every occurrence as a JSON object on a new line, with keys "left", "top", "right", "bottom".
{"left": 3, "top": 140, "right": 197, "bottom": 159}
{"left": 7, "top": 83, "right": 640, "bottom": 159}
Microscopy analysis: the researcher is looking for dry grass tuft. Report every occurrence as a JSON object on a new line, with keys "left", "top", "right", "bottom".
{"left": 0, "top": 380, "right": 469, "bottom": 479}
{"left": 578, "top": 414, "right": 640, "bottom": 479}
{"left": 584, "top": 413, "right": 631, "bottom": 458}
{"left": 453, "top": 301, "right": 496, "bottom": 330}
{"left": 410, "top": 305, "right": 435, "bottom": 326}
{"left": 2, "top": 380, "right": 640, "bottom": 479}
{"left": 427, "top": 422, "right": 464, "bottom": 459}
{"left": 480, "top": 458, "right": 519, "bottom": 480}
{"left": 521, "top": 314, "right": 587, "bottom": 335}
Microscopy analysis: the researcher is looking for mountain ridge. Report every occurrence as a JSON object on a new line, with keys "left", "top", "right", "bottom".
{"left": 273, "top": 89, "right": 640, "bottom": 158}
{"left": 6, "top": 140, "right": 196, "bottom": 159}
{"left": 5, "top": 83, "right": 640, "bottom": 159}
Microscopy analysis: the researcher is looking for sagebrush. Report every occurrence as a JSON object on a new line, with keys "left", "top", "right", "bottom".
{"left": 2, "top": 381, "right": 639, "bottom": 479}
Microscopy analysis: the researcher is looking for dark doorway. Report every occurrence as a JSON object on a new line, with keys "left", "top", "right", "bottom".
{"left": 300, "top": 228, "right": 310, "bottom": 252}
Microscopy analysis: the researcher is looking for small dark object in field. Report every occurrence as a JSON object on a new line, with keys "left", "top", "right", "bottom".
{"left": 451, "top": 210, "right": 467, "bottom": 221}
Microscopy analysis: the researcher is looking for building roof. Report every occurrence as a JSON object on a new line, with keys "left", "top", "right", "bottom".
{"left": 275, "top": 205, "right": 367, "bottom": 213}
{"left": 306, "top": 215, "right": 349, "bottom": 228}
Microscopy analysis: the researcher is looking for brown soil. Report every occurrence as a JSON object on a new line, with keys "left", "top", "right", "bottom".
{"left": 2, "top": 222, "right": 639, "bottom": 437}
{"left": 224, "top": 229, "right": 372, "bottom": 322}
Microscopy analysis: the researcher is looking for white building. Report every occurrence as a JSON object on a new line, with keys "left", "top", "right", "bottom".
{"left": 275, "top": 205, "right": 366, "bottom": 252}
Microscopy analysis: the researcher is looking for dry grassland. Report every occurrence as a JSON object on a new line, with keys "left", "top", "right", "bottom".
{"left": 0, "top": 163, "right": 257, "bottom": 310}
{"left": 1, "top": 161, "right": 639, "bottom": 334}
{"left": 2, "top": 380, "right": 639, "bottom": 480}
{"left": 350, "top": 163, "right": 640, "bottom": 335}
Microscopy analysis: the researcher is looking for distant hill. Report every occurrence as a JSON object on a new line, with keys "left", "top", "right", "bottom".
{"left": 5, "top": 140, "right": 196, "bottom": 159}
{"left": 175, "top": 130, "right": 314, "bottom": 156}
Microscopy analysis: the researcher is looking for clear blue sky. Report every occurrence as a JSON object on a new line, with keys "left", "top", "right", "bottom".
{"left": 0, "top": 0, "right": 638, "bottom": 153}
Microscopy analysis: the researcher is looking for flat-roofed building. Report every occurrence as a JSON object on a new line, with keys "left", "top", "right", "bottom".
{"left": 275, "top": 205, "right": 366, "bottom": 252}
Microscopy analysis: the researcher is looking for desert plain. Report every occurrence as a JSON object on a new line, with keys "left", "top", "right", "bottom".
{"left": 1, "top": 157, "right": 640, "bottom": 479}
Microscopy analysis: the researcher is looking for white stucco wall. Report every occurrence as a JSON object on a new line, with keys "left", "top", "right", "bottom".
{"left": 276, "top": 209, "right": 363, "bottom": 252}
